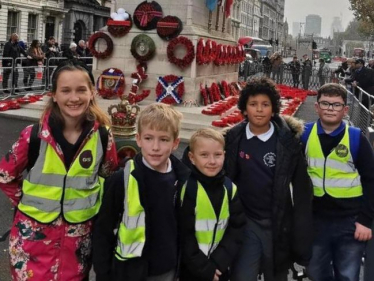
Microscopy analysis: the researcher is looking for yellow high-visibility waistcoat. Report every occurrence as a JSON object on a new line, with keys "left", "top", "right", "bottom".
{"left": 18, "top": 130, "right": 104, "bottom": 223}
{"left": 181, "top": 179, "right": 237, "bottom": 257}
{"left": 305, "top": 123, "right": 362, "bottom": 198}
{"left": 115, "top": 160, "right": 146, "bottom": 260}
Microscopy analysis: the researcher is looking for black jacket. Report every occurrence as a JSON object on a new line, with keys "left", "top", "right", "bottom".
{"left": 353, "top": 67, "right": 374, "bottom": 95}
{"left": 224, "top": 115, "right": 314, "bottom": 273}
{"left": 92, "top": 153, "right": 190, "bottom": 281}
{"left": 179, "top": 148, "right": 245, "bottom": 281}
{"left": 2, "top": 40, "right": 27, "bottom": 66}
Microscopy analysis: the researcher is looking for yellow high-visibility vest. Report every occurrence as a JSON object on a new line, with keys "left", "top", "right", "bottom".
{"left": 115, "top": 160, "right": 146, "bottom": 260}
{"left": 306, "top": 123, "right": 362, "bottom": 198}
{"left": 19, "top": 130, "right": 105, "bottom": 223}
{"left": 181, "top": 179, "right": 237, "bottom": 257}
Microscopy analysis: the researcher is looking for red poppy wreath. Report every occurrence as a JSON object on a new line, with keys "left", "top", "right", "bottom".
{"left": 88, "top": 32, "right": 114, "bottom": 59}
{"left": 96, "top": 68, "right": 125, "bottom": 99}
{"left": 156, "top": 75, "right": 184, "bottom": 105}
{"left": 167, "top": 36, "right": 195, "bottom": 68}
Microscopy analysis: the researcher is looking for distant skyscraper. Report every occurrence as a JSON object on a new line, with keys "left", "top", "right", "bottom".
{"left": 292, "top": 22, "right": 300, "bottom": 37}
{"left": 305, "top": 14, "right": 321, "bottom": 36}
{"left": 331, "top": 17, "right": 343, "bottom": 37}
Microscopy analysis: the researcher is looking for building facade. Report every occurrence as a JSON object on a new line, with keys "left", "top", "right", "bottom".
{"left": 239, "top": 0, "right": 254, "bottom": 37}
{"left": 0, "top": 0, "right": 110, "bottom": 52}
{"left": 305, "top": 14, "right": 321, "bottom": 37}
{"left": 331, "top": 17, "right": 343, "bottom": 38}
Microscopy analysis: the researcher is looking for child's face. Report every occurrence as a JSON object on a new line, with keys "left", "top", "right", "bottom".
{"left": 244, "top": 94, "right": 273, "bottom": 134}
{"left": 136, "top": 125, "right": 180, "bottom": 173}
{"left": 315, "top": 94, "right": 348, "bottom": 127}
{"left": 188, "top": 137, "right": 224, "bottom": 177}
{"left": 53, "top": 70, "right": 93, "bottom": 123}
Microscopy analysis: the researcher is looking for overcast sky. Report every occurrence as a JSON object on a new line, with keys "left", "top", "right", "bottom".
{"left": 284, "top": 0, "right": 355, "bottom": 38}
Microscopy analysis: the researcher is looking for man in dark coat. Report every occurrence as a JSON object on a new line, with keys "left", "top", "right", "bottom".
{"left": 301, "top": 54, "right": 313, "bottom": 90}
{"left": 2, "top": 33, "right": 28, "bottom": 93}
{"left": 351, "top": 59, "right": 374, "bottom": 108}
{"left": 288, "top": 56, "right": 301, "bottom": 88}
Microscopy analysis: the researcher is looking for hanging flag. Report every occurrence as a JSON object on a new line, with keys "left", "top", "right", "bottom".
{"left": 206, "top": 0, "right": 217, "bottom": 11}
{"left": 217, "top": 0, "right": 225, "bottom": 7}
{"left": 224, "top": 0, "right": 233, "bottom": 18}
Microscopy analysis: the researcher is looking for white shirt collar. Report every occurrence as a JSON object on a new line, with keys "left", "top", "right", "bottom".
{"left": 246, "top": 122, "right": 274, "bottom": 142}
{"left": 142, "top": 157, "right": 172, "bottom": 173}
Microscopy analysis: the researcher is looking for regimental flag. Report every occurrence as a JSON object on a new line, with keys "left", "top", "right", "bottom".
{"left": 206, "top": 0, "right": 218, "bottom": 11}
{"left": 224, "top": 0, "right": 233, "bottom": 18}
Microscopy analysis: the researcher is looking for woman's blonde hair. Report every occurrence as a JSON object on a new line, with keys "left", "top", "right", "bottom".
{"left": 137, "top": 103, "right": 183, "bottom": 140}
{"left": 189, "top": 128, "right": 225, "bottom": 152}
{"left": 41, "top": 63, "right": 110, "bottom": 127}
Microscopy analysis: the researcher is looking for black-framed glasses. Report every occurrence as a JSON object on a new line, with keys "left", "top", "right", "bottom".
{"left": 318, "top": 101, "right": 345, "bottom": 111}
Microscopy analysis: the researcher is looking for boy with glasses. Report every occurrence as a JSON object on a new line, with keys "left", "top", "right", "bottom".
{"left": 301, "top": 83, "right": 374, "bottom": 281}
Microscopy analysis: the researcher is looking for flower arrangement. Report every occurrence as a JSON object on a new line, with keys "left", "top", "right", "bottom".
{"left": 167, "top": 36, "right": 195, "bottom": 68}
{"left": 96, "top": 68, "right": 125, "bottom": 99}
{"left": 88, "top": 32, "right": 113, "bottom": 59}
{"left": 156, "top": 75, "right": 184, "bottom": 104}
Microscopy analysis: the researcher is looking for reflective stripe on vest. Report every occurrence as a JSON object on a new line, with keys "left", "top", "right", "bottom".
{"left": 19, "top": 130, "right": 104, "bottom": 223}
{"left": 192, "top": 181, "right": 237, "bottom": 257}
{"left": 305, "top": 123, "right": 362, "bottom": 198}
{"left": 115, "top": 160, "right": 146, "bottom": 260}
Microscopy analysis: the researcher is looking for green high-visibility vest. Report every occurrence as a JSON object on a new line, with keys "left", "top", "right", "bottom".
{"left": 115, "top": 160, "right": 146, "bottom": 260}
{"left": 305, "top": 123, "right": 362, "bottom": 198}
{"left": 181, "top": 179, "right": 237, "bottom": 257}
{"left": 19, "top": 129, "right": 105, "bottom": 223}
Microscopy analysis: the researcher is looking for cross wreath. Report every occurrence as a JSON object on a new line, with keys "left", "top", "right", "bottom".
{"left": 156, "top": 76, "right": 184, "bottom": 104}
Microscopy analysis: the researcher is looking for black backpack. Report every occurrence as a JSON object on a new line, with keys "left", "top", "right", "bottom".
{"left": 27, "top": 123, "right": 109, "bottom": 172}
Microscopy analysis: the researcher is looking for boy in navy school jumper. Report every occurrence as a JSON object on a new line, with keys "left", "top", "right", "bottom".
{"left": 179, "top": 128, "right": 245, "bottom": 281}
{"left": 224, "top": 77, "right": 314, "bottom": 281}
{"left": 301, "top": 83, "right": 374, "bottom": 281}
{"left": 92, "top": 103, "right": 190, "bottom": 281}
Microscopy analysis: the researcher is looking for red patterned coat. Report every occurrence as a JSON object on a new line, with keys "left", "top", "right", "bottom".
{"left": 0, "top": 114, "right": 118, "bottom": 281}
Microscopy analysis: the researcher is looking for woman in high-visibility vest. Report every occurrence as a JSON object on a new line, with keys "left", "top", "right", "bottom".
{"left": 0, "top": 59, "right": 118, "bottom": 280}
{"left": 179, "top": 128, "right": 245, "bottom": 281}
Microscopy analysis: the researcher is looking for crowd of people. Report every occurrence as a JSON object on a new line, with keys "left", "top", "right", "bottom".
{"left": 1, "top": 33, "right": 92, "bottom": 94}
{"left": 0, "top": 52, "right": 373, "bottom": 281}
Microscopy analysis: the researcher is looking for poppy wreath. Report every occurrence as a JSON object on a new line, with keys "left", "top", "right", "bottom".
{"left": 200, "top": 83, "right": 209, "bottom": 106}
{"left": 196, "top": 38, "right": 207, "bottom": 65}
{"left": 107, "top": 16, "right": 133, "bottom": 37}
{"left": 88, "top": 32, "right": 114, "bottom": 59}
{"left": 128, "top": 63, "right": 150, "bottom": 104}
{"left": 167, "top": 36, "right": 195, "bottom": 68}
{"left": 206, "top": 40, "right": 217, "bottom": 63}
{"left": 96, "top": 68, "right": 125, "bottom": 99}
{"left": 130, "top": 34, "right": 156, "bottom": 62}
{"left": 156, "top": 75, "right": 184, "bottom": 104}
{"left": 157, "top": 16, "right": 183, "bottom": 41}
{"left": 210, "top": 83, "right": 221, "bottom": 102}
{"left": 214, "top": 44, "right": 224, "bottom": 66}
{"left": 221, "top": 80, "right": 230, "bottom": 98}
{"left": 133, "top": 1, "right": 163, "bottom": 30}
{"left": 237, "top": 45, "right": 245, "bottom": 63}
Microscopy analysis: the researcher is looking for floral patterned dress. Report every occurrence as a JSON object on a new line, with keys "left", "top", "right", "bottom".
{"left": 0, "top": 115, "right": 118, "bottom": 281}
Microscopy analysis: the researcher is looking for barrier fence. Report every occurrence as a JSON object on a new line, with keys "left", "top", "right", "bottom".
{"left": 0, "top": 56, "right": 93, "bottom": 99}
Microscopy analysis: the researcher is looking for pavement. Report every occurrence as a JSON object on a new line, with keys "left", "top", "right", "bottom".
{"left": 0, "top": 95, "right": 365, "bottom": 281}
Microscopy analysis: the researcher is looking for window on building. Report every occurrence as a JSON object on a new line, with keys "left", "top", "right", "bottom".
{"left": 27, "top": 14, "right": 38, "bottom": 43}
{"left": 7, "top": 11, "right": 19, "bottom": 39}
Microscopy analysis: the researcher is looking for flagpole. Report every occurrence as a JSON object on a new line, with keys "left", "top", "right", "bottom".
{"left": 215, "top": 4, "right": 220, "bottom": 31}
{"left": 208, "top": 11, "right": 213, "bottom": 30}
{"left": 222, "top": 6, "right": 226, "bottom": 32}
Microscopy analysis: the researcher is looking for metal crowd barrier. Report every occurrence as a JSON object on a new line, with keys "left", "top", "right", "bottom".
{"left": 0, "top": 56, "right": 93, "bottom": 100}
{"left": 239, "top": 63, "right": 339, "bottom": 91}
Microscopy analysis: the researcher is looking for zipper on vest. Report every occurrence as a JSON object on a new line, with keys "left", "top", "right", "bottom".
{"left": 323, "top": 158, "right": 327, "bottom": 194}
{"left": 60, "top": 174, "right": 67, "bottom": 215}
{"left": 208, "top": 220, "right": 219, "bottom": 258}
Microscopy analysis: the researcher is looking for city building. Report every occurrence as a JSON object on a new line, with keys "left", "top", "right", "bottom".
{"left": 253, "top": 0, "right": 262, "bottom": 37}
{"left": 239, "top": 0, "right": 254, "bottom": 37}
{"left": 331, "top": 16, "right": 344, "bottom": 38}
{"left": 292, "top": 21, "right": 300, "bottom": 37}
{"left": 0, "top": 0, "right": 110, "bottom": 52}
{"left": 305, "top": 14, "right": 321, "bottom": 37}
{"left": 260, "top": 0, "right": 277, "bottom": 41}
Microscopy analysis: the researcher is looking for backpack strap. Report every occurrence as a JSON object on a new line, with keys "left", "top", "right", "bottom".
{"left": 27, "top": 123, "right": 41, "bottom": 172}
{"left": 223, "top": 176, "right": 234, "bottom": 201}
{"left": 348, "top": 126, "right": 361, "bottom": 163}
{"left": 300, "top": 122, "right": 314, "bottom": 146}
{"left": 98, "top": 125, "right": 109, "bottom": 163}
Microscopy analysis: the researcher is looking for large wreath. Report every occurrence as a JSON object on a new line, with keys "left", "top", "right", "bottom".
{"left": 156, "top": 75, "right": 184, "bottom": 105}
{"left": 157, "top": 16, "right": 183, "bottom": 41}
{"left": 96, "top": 68, "right": 125, "bottom": 99}
{"left": 88, "top": 32, "right": 113, "bottom": 59}
{"left": 133, "top": 1, "right": 163, "bottom": 30}
{"left": 167, "top": 36, "right": 195, "bottom": 68}
{"left": 107, "top": 16, "right": 133, "bottom": 37}
{"left": 131, "top": 34, "right": 156, "bottom": 62}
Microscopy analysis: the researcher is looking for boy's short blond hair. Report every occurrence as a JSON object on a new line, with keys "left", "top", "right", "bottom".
{"left": 137, "top": 103, "right": 183, "bottom": 140}
{"left": 189, "top": 128, "right": 225, "bottom": 152}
